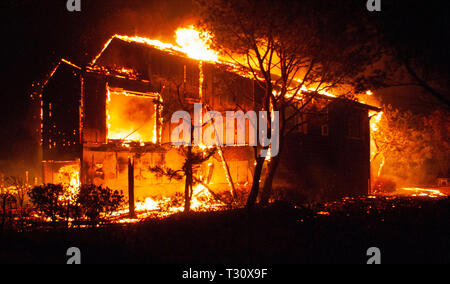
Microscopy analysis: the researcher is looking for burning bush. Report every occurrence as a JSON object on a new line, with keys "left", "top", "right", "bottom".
{"left": 28, "top": 184, "right": 66, "bottom": 222}
{"left": 77, "top": 184, "right": 124, "bottom": 224}
{"left": 29, "top": 184, "right": 124, "bottom": 226}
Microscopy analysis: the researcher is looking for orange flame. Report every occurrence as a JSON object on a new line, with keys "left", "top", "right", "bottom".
{"left": 57, "top": 165, "right": 80, "bottom": 203}
{"left": 175, "top": 27, "right": 218, "bottom": 62}
{"left": 91, "top": 27, "right": 219, "bottom": 66}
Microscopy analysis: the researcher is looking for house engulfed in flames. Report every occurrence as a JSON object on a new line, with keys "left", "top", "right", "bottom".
{"left": 40, "top": 32, "right": 380, "bottom": 205}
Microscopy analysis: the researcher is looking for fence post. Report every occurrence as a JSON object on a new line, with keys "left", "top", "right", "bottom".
{"left": 128, "top": 157, "right": 136, "bottom": 218}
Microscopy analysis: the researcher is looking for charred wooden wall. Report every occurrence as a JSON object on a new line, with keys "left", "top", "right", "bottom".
{"left": 42, "top": 62, "right": 82, "bottom": 161}
{"left": 42, "top": 37, "right": 373, "bottom": 202}
{"left": 275, "top": 100, "right": 371, "bottom": 202}
{"left": 78, "top": 40, "right": 259, "bottom": 199}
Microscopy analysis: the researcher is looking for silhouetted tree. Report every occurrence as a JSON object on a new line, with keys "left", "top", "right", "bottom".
{"left": 28, "top": 184, "right": 65, "bottom": 223}
{"left": 77, "top": 184, "right": 124, "bottom": 225}
{"left": 198, "top": 0, "right": 380, "bottom": 206}
{"left": 371, "top": 105, "right": 432, "bottom": 185}
{"left": 154, "top": 80, "right": 218, "bottom": 213}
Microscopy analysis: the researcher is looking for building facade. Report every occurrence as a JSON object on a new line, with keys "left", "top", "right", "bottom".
{"left": 41, "top": 35, "right": 378, "bottom": 203}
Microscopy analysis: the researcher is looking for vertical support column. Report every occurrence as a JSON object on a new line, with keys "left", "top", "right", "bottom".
{"left": 199, "top": 61, "right": 203, "bottom": 102}
{"left": 128, "top": 157, "right": 136, "bottom": 218}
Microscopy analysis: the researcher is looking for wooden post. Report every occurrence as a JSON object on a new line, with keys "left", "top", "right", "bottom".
{"left": 128, "top": 157, "right": 136, "bottom": 218}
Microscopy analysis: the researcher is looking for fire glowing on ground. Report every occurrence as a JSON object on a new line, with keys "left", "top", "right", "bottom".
{"left": 396, "top": 187, "right": 447, "bottom": 198}
{"left": 372, "top": 187, "right": 447, "bottom": 198}
{"left": 52, "top": 170, "right": 226, "bottom": 223}
{"left": 114, "top": 184, "right": 227, "bottom": 223}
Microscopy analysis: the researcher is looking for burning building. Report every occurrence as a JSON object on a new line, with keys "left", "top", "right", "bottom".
{"left": 40, "top": 31, "right": 380, "bottom": 205}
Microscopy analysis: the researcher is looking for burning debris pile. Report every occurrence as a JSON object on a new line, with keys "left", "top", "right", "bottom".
{"left": 114, "top": 184, "right": 229, "bottom": 223}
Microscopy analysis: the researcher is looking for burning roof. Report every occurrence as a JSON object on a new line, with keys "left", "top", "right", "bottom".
{"left": 42, "top": 27, "right": 381, "bottom": 113}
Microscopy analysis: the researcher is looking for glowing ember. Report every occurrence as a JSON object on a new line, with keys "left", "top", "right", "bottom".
{"left": 190, "top": 184, "right": 223, "bottom": 211}
{"left": 109, "top": 184, "right": 226, "bottom": 223}
{"left": 135, "top": 197, "right": 159, "bottom": 212}
{"left": 399, "top": 187, "right": 446, "bottom": 198}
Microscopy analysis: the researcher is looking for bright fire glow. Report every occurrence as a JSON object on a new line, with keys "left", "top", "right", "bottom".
{"left": 370, "top": 111, "right": 383, "bottom": 132}
{"left": 106, "top": 86, "right": 159, "bottom": 144}
{"left": 91, "top": 27, "right": 219, "bottom": 66}
{"left": 175, "top": 27, "right": 218, "bottom": 62}
{"left": 114, "top": 184, "right": 225, "bottom": 223}
{"left": 400, "top": 187, "right": 446, "bottom": 198}
{"left": 57, "top": 165, "right": 80, "bottom": 203}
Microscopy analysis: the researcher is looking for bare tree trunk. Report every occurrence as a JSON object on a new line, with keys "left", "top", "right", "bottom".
{"left": 260, "top": 109, "right": 284, "bottom": 206}
{"left": 260, "top": 154, "right": 281, "bottom": 205}
{"left": 246, "top": 155, "right": 265, "bottom": 209}
{"left": 246, "top": 81, "right": 272, "bottom": 209}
